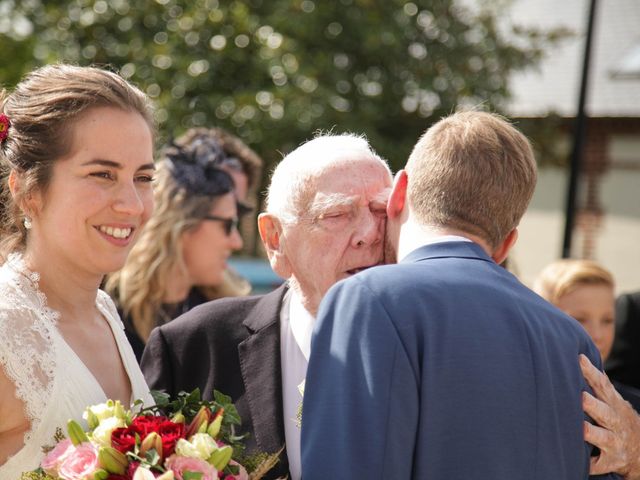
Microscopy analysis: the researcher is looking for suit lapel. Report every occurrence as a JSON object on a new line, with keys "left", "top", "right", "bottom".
{"left": 238, "top": 284, "right": 289, "bottom": 457}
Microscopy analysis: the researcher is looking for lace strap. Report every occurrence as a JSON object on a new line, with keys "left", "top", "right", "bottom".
{"left": 0, "top": 254, "right": 58, "bottom": 437}
{"left": 0, "top": 308, "right": 57, "bottom": 432}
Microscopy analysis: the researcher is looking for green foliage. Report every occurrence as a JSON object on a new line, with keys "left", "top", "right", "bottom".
{"left": 144, "top": 388, "right": 246, "bottom": 453}
{"left": 19, "top": 470, "right": 56, "bottom": 480}
{"left": 213, "top": 389, "right": 242, "bottom": 426}
{"left": 241, "top": 446, "right": 284, "bottom": 479}
{"left": 183, "top": 472, "right": 204, "bottom": 480}
{"left": 0, "top": 0, "right": 566, "bottom": 172}
{"left": 146, "top": 388, "right": 234, "bottom": 422}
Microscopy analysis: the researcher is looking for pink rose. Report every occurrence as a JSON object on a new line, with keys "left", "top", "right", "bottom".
{"left": 58, "top": 442, "right": 100, "bottom": 480}
{"left": 41, "top": 438, "right": 75, "bottom": 475}
{"left": 165, "top": 455, "right": 217, "bottom": 480}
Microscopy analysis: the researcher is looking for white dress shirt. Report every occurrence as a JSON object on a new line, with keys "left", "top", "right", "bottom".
{"left": 280, "top": 289, "right": 314, "bottom": 480}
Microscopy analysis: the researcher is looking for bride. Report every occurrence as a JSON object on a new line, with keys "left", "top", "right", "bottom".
{"left": 0, "top": 64, "right": 155, "bottom": 475}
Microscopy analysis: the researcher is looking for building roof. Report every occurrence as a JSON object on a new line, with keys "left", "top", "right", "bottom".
{"left": 503, "top": 0, "right": 640, "bottom": 117}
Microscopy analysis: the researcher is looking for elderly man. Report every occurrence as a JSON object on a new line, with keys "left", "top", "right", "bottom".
{"left": 301, "top": 111, "right": 614, "bottom": 479}
{"left": 141, "top": 133, "right": 392, "bottom": 480}
{"left": 581, "top": 354, "right": 640, "bottom": 479}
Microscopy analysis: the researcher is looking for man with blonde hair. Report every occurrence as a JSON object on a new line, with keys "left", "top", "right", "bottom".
{"left": 142, "top": 133, "right": 392, "bottom": 480}
{"left": 302, "top": 111, "right": 612, "bottom": 479}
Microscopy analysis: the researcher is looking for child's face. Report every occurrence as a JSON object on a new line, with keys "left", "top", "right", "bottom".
{"left": 557, "top": 283, "right": 616, "bottom": 361}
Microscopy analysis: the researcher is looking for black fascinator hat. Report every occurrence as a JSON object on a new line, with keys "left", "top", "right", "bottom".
{"left": 164, "top": 135, "right": 235, "bottom": 197}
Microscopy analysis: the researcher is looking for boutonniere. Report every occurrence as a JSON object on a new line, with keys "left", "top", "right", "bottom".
{"left": 295, "top": 380, "right": 305, "bottom": 428}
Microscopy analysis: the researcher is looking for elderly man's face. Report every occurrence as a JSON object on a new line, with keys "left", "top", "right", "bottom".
{"left": 282, "top": 156, "right": 391, "bottom": 314}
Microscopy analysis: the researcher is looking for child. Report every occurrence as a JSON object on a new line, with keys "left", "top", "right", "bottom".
{"left": 535, "top": 259, "right": 640, "bottom": 411}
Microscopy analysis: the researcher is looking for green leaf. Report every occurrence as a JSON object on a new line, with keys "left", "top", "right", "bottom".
{"left": 185, "top": 388, "right": 202, "bottom": 403}
{"left": 214, "top": 390, "right": 241, "bottom": 425}
{"left": 213, "top": 390, "right": 232, "bottom": 405}
{"left": 150, "top": 390, "right": 171, "bottom": 407}
{"left": 144, "top": 448, "right": 161, "bottom": 466}
{"left": 183, "top": 472, "right": 203, "bottom": 480}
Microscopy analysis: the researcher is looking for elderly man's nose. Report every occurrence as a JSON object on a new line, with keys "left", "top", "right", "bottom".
{"left": 352, "top": 213, "right": 382, "bottom": 247}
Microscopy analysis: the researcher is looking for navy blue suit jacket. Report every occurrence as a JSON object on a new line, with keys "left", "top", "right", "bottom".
{"left": 302, "top": 242, "right": 617, "bottom": 479}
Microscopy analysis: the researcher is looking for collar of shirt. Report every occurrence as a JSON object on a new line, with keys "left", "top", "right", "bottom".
{"left": 399, "top": 233, "right": 473, "bottom": 262}
{"left": 287, "top": 289, "right": 315, "bottom": 361}
{"left": 422, "top": 234, "right": 473, "bottom": 246}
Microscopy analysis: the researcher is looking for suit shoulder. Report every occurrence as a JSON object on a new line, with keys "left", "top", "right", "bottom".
{"left": 337, "top": 263, "right": 433, "bottom": 297}
{"left": 156, "top": 294, "right": 265, "bottom": 336}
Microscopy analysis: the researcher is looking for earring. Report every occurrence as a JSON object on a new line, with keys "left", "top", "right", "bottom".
{"left": 23, "top": 216, "right": 32, "bottom": 230}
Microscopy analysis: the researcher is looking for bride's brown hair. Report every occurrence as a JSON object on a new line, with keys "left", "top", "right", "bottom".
{"left": 0, "top": 64, "right": 154, "bottom": 259}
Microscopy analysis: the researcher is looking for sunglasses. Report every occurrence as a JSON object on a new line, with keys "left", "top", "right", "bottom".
{"left": 202, "top": 215, "right": 239, "bottom": 236}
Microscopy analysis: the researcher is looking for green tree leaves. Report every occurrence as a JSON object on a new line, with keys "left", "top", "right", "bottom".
{"left": 1, "top": 0, "right": 565, "bottom": 175}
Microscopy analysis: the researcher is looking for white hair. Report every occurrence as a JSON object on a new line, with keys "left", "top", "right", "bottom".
{"left": 265, "top": 133, "right": 391, "bottom": 224}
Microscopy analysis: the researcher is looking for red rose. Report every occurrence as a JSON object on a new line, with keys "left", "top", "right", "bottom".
{"left": 111, "top": 426, "right": 138, "bottom": 454}
{"left": 112, "top": 415, "right": 185, "bottom": 458}
{"left": 131, "top": 415, "right": 170, "bottom": 437}
{"left": 157, "top": 420, "right": 185, "bottom": 457}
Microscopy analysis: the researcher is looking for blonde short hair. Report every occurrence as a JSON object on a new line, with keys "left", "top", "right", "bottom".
{"left": 533, "top": 259, "right": 615, "bottom": 305}
{"left": 406, "top": 111, "right": 537, "bottom": 249}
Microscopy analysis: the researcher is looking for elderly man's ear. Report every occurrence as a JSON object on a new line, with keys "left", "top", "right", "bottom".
{"left": 258, "top": 213, "right": 292, "bottom": 279}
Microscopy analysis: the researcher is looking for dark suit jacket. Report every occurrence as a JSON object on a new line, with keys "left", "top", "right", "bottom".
{"left": 141, "top": 284, "right": 290, "bottom": 480}
{"left": 612, "top": 380, "right": 640, "bottom": 413}
{"left": 122, "top": 287, "right": 210, "bottom": 362}
{"left": 606, "top": 291, "right": 640, "bottom": 389}
{"left": 302, "top": 242, "right": 617, "bottom": 479}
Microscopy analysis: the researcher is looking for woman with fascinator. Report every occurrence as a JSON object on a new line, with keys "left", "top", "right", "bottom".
{"left": 106, "top": 131, "right": 245, "bottom": 360}
{"left": 170, "top": 127, "right": 263, "bottom": 303}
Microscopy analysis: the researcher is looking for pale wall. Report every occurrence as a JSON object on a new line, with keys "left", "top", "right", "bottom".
{"left": 512, "top": 167, "right": 640, "bottom": 294}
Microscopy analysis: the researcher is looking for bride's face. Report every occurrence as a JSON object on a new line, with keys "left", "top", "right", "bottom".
{"left": 27, "top": 106, "right": 155, "bottom": 278}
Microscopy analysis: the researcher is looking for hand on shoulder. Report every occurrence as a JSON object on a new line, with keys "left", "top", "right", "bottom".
{"left": 580, "top": 354, "right": 640, "bottom": 479}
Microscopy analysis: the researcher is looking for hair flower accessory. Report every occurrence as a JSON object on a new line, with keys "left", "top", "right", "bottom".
{"left": 0, "top": 114, "right": 10, "bottom": 142}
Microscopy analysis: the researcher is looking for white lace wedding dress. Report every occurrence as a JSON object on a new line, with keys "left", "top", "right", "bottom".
{"left": 0, "top": 253, "right": 153, "bottom": 478}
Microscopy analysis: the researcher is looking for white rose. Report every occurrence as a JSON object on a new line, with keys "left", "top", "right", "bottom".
{"left": 175, "top": 434, "right": 217, "bottom": 460}
{"left": 174, "top": 438, "right": 200, "bottom": 458}
{"left": 91, "top": 416, "right": 126, "bottom": 447}
{"left": 84, "top": 402, "right": 115, "bottom": 423}
{"left": 190, "top": 433, "right": 217, "bottom": 459}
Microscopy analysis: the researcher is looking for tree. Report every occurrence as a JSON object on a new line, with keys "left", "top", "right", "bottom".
{"left": 1, "top": 0, "right": 566, "bottom": 252}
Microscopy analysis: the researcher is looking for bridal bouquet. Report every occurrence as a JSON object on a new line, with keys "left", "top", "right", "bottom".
{"left": 20, "top": 389, "right": 279, "bottom": 480}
